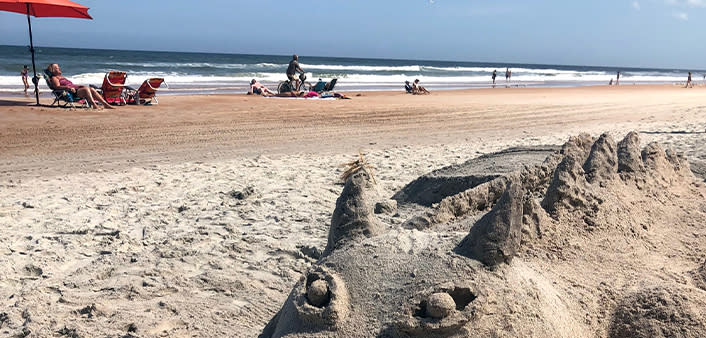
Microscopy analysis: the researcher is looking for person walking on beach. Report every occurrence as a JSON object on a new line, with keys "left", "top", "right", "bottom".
{"left": 21, "top": 65, "right": 29, "bottom": 95}
{"left": 287, "top": 54, "right": 305, "bottom": 91}
{"left": 616, "top": 71, "right": 620, "bottom": 85}
{"left": 492, "top": 70, "right": 497, "bottom": 86}
{"left": 505, "top": 68, "right": 510, "bottom": 83}
{"left": 685, "top": 72, "right": 693, "bottom": 88}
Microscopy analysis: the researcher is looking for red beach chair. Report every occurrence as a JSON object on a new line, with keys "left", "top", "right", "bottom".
{"left": 126, "top": 78, "right": 167, "bottom": 105}
{"left": 96, "top": 71, "right": 128, "bottom": 105}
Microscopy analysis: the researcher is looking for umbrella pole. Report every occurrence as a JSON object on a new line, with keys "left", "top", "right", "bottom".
{"left": 26, "top": 4, "right": 40, "bottom": 105}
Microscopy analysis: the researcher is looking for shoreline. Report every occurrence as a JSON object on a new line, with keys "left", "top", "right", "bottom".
{"left": 1, "top": 81, "right": 701, "bottom": 97}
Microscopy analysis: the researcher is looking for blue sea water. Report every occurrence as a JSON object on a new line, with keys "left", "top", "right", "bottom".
{"left": 0, "top": 45, "right": 702, "bottom": 96}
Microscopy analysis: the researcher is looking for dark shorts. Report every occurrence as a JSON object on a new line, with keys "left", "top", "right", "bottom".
{"left": 253, "top": 87, "right": 262, "bottom": 95}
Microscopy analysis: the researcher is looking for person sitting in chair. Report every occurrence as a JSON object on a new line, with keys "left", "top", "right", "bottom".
{"left": 248, "top": 79, "right": 275, "bottom": 96}
{"left": 313, "top": 78, "right": 327, "bottom": 93}
{"left": 404, "top": 80, "right": 413, "bottom": 93}
{"left": 412, "top": 79, "right": 430, "bottom": 94}
{"left": 287, "top": 54, "right": 305, "bottom": 91}
{"left": 47, "top": 63, "right": 116, "bottom": 109}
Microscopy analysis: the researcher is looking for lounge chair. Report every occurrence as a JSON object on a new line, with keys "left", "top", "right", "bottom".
{"left": 312, "top": 80, "right": 327, "bottom": 93}
{"left": 405, "top": 82, "right": 413, "bottom": 93}
{"left": 42, "top": 69, "right": 87, "bottom": 108}
{"left": 323, "top": 78, "right": 338, "bottom": 92}
{"left": 125, "top": 78, "right": 167, "bottom": 105}
{"left": 94, "top": 71, "right": 128, "bottom": 105}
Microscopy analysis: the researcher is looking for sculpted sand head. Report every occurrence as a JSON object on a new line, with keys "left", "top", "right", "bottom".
{"left": 262, "top": 132, "right": 705, "bottom": 337}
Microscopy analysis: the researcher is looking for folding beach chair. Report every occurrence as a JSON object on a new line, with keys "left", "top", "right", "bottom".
{"left": 42, "top": 69, "right": 88, "bottom": 109}
{"left": 126, "top": 78, "right": 167, "bottom": 105}
{"left": 323, "top": 78, "right": 338, "bottom": 93}
{"left": 94, "top": 71, "right": 128, "bottom": 105}
{"left": 312, "top": 79, "right": 327, "bottom": 93}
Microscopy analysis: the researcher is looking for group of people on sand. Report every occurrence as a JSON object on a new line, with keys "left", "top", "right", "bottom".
{"left": 491, "top": 68, "right": 512, "bottom": 86}
{"left": 404, "top": 79, "right": 430, "bottom": 95}
{"left": 248, "top": 54, "right": 350, "bottom": 98}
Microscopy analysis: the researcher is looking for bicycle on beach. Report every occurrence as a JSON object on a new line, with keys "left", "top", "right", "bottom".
{"left": 277, "top": 72, "right": 311, "bottom": 94}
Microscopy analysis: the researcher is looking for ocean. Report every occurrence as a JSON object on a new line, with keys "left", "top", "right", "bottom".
{"left": 0, "top": 45, "right": 701, "bottom": 96}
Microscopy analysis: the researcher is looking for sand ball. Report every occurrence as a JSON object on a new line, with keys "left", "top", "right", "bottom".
{"left": 426, "top": 292, "right": 456, "bottom": 319}
{"left": 307, "top": 279, "right": 330, "bottom": 307}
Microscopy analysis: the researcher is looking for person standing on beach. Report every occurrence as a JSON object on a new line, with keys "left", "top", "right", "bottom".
{"left": 287, "top": 54, "right": 305, "bottom": 91}
{"left": 685, "top": 72, "right": 692, "bottom": 88}
{"left": 505, "top": 68, "right": 510, "bottom": 83}
{"left": 616, "top": 71, "right": 620, "bottom": 85}
{"left": 492, "top": 70, "right": 497, "bottom": 86}
{"left": 21, "top": 65, "right": 29, "bottom": 95}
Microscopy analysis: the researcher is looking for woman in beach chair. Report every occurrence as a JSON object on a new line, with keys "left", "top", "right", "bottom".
{"left": 46, "top": 63, "right": 116, "bottom": 109}
{"left": 42, "top": 69, "right": 86, "bottom": 108}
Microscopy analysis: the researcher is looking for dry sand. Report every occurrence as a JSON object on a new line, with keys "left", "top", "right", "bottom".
{"left": 1, "top": 85, "right": 706, "bottom": 337}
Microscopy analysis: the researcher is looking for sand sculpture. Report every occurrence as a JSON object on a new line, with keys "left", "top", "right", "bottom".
{"left": 261, "top": 132, "right": 706, "bottom": 338}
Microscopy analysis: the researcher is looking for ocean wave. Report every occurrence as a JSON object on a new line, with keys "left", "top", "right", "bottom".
{"left": 300, "top": 64, "right": 422, "bottom": 72}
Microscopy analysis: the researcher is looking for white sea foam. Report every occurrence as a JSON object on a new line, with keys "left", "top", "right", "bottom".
{"left": 299, "top": 64, "right": 422, "bottom": 72}
{"left": 0, "top": 72, "right": 692, "bottom": 92}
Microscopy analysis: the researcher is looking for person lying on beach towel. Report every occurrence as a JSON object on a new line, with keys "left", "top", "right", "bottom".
{"left": 47, "top": 63, "right": 116, "bottom": 109}
{"left": 248, "top": 79, "right": 275, "bottom": 96}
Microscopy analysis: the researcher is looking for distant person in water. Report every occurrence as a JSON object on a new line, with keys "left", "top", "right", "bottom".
{"left": 248, "top": 79, "right": 275, "bottom": 96}
{"left": 685, "top": 72, "right": 693, "bottom": 88}
{"left": 21, "top": 65, "right": 29, "bottom": 95}
{"left": 505, "top": 67, "right": 510, "bottom": 83}
{"left": 413, "top": 79, "right": 430, "bottom": 94}
{"left": 47, "top": 63, "right": 115, "bottom": 109}
{"left": 616, "top": 71, "right": 620, "bottom": 85}
{"left": 609, "top": 78, "right": 613, "bottom": 86}
{"left": 492, "top": 70, "right": 497, "bottom": 85}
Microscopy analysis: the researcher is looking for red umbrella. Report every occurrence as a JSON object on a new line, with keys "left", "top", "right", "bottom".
{"left": 0, "top": 0, "right": 92, "bottom": 104}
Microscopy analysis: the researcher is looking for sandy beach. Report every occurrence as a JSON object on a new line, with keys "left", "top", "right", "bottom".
{"left": 2, "top": 85, "right": 706, "bottom": 337}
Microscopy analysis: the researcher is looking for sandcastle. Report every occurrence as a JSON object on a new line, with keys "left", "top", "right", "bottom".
{"left": 261, "top": 132, "right": 706, "bottom": 338}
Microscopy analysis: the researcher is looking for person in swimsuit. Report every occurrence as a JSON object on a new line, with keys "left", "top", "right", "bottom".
{"left": 21, "top": 65, "right": 29, "bottom": 95}
{"left": 248, "top": 79, "right": 275, "bottom": 96}
{"left": 492, "top": 70, "right": 497, "bottom": 85}
{"left": 686, "top": 72, "right": 693, "bottom": 88}
{"left": 47, "top": 63, "right": 115, "bottom": 109}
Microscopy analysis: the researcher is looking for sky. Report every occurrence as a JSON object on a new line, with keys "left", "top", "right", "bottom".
{"left": 1, "top": 0, "right": 705, "bottom": 69}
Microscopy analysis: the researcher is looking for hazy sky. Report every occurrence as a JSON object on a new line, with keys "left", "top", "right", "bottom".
{"left": 1, "top": 0, "right": 705, "bottom": 68}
